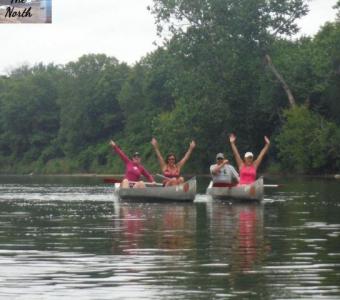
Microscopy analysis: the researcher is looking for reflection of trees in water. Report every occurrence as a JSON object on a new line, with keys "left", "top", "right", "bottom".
{"left": 161, "top": 207, "right": 188, "bottom": 249}
{"left": 110, "top": 201, "right": 269, "bottom": 278}
{"left": 121, "top": 206, "right": 144, "bottom": 252}
{"left": 111, "top": 203, "right": 196, "bottom": 254}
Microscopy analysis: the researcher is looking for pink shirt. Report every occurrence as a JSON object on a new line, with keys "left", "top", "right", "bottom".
{"left": 113, "top": 145, "right": 154, "bottom": 182}
{"left": 239, "top": 164, "right": 256, "bottom": 184}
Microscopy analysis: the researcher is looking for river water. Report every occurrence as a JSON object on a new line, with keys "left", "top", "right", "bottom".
{"left": 0, "top": 175, "right": 339, "bottom": 299}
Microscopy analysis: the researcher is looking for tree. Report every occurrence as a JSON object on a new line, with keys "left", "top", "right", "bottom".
{"left": 117, "top": 49, "right": 176, "bottom": 159}
{"left": 335, "top": 0, "right": 340, "bottom": 21}
{"left": 276, "top": 106, "right": 340, "bottom": 173}
{"left": 0, "top": 64, "right": 62, "bottom": 161}
{"left": 57, "top": 54, "right": 129, "bottom": 156}
{"left": 150, "top": 0, "right": 309, "bottom": 108}
{"left": 310, "top": 22, "right": 340, "bottom": 124}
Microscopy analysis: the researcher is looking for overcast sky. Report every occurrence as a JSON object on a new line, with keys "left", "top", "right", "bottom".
{"left": 0, "top": 0, "right": 338, "bottom": 75}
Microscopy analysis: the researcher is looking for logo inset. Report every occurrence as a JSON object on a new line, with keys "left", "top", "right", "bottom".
{"left": 0, "top": 0, "right": 52, "bottom": 24}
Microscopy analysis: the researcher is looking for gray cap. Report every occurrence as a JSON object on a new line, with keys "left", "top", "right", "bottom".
{"left": 216, "top": 153, "right": 224, "bottom": 159}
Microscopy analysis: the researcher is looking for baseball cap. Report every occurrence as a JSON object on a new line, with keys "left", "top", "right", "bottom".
{"left": 216, "top": 153, "right": 224, "bottom": 159}
{"left": 244, "top": 152, "right": 254, "bottom": 158}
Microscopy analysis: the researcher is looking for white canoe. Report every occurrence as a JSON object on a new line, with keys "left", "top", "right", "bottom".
{"left": 114, "top": 177, "right": 197, "bottom": 202}
{"left": 206, "top": 177, "right": 264, "bottom": 201}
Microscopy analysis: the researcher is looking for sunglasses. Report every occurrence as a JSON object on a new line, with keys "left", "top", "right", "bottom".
{"left": 217, "top": 158, "right": 223, "bottom": 160}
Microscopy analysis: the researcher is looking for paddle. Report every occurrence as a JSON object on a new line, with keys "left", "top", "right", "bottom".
{"left": 211, "top": 178, "right": 281, "bottom": 188}
{"left": 103, "top": 178, "right": 123, "bottom": 184}
{"left": 103, "top": 177, "right": 163, "bottom": 186}
{"left": 156, "top": 173, "right": 168, "bottom": 179}
{"left": 211, "top": 182, "right": 237, "bottom": 188}
{"left": 264, "top": 184, "right": 281, "bottom": 188}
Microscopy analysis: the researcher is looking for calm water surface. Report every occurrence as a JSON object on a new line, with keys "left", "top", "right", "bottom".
{"left": 0, "top": 175, "right": 339, "bottom": 299}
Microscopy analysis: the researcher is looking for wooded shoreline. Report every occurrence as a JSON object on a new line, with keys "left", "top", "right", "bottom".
{"left": 0, "top": 1, "right": 339, "bottom": 176}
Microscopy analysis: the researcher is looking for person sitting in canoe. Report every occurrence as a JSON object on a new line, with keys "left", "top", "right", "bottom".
{"left": 151, "top": 137, "right": 196, "bottom": 186}
{"left": 110, "top": 140, "right": 155, "bottom": 188}
{"left": 229, "top": 134, "right": 270, "bottom": 185}
{"left": 210, "top": 153, "right": 239, "bottom": 187}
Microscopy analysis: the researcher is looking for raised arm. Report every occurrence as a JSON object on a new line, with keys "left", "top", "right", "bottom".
{"left": 177, "top": 140, "right": 196, "bottom": 169}
{"left": 110, "top": 140, "right": 130, "bottom": 164}
{"left": 151, "top": 138, "right": 166, "bottom": 169}
{"left": 229, "top": 134, "right": 243, "bottom": 169}
{"left": 254, "top": 136, "right": 270, "bottom": 169}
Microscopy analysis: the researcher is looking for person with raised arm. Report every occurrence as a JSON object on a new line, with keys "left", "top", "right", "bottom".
{"left": 229, "top": 134, "right": 270, "bottom": 185}
{"left": 109, "top": 140, "right": 155, "bottom": 188}
{"left": 151, "top": 137, "right": 196, "bottom": 186}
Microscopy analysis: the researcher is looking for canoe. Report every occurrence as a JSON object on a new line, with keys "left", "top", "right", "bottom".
{"left": 114, "top": 177, "right": 197, "bottom": 202}
{"left": 206, "top": 177, "right": 264, "bottom": 201}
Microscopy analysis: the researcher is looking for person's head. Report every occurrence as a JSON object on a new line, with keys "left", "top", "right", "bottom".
{"left": 132, "top": 151, "right": 141, "bottom": 163}
{"left": 244, "top": 152, "right": 254, "bottom": 165}
{"left": 166, "top": 153, "right": 177, "bottom": 166}
{"left": 216, "top": 153, "right": 224, "bottom": 165}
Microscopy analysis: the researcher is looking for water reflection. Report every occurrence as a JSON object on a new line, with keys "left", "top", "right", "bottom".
{"left": 112, "top": 203, "right": 195, "bottom": 254}
{"left": 233, "top": 204, "right": 266, "bottom": 272}
{"left": 206, "top": 201, "right": 268, "bottom": 274}
{"left": 0, "top": 176, "right": 340, "bottom": 299}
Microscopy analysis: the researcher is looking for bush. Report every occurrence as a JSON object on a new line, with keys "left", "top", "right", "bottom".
{"left": 276, "top": 106, "right": 340, "bottom": 173}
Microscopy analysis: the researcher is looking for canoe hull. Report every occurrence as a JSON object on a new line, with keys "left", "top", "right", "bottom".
{"left": 206, "top": 177, "right": 264, "bottom": 201}
{"left": 115, "top": 177, "right": 196, "bottom": 202}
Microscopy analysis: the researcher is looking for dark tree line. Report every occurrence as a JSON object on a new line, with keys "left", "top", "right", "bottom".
{"left": 0, "top": 0, "right": 339, "bottom": 174}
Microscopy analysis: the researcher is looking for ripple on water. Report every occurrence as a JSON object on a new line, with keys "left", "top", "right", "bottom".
{"left": 0, "top": 178, "right": 340, "bottom": 299}
{"left": 0, "top": 249, "right": 211, "bottom": 299}
{"left": 0, "top": 184, "right": 115, "bottom": 202}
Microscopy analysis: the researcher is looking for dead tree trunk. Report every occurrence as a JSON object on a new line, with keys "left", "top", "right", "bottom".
{"left": 265, "top": 54, "right": 296, "bottom": 108}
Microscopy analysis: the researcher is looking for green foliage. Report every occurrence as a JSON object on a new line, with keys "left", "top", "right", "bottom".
{"left": 117, "top": 49, "right": 176, "bottom": 158}
{"left": 150, "top": 0, "right": 309, "bottom": 55}
{"left": 311, "top": 22, "right": 340, "bottom": 123}
{"left": 0, "top": 64, "right": 62, "bottom": 161}
{"left": 0, "top": 2, "right": 340, "bottom": 175}
{"left": 57, "top": 54, "right": 129, "bottom": 156}
{"left": 276, "top": 106, "right": 340, "bottom": 173}
{"left": 147, "top": 0, "right": 312, "bottom": 168}
{"left": 335, "top": 1, "right": 340, "bottom": 20}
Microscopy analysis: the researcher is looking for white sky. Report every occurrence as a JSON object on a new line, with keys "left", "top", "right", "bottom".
{"left": 0, "top": 0, "right": 338, "bottom": 75}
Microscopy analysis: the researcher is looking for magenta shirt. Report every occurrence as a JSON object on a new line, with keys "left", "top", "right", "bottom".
{"left": 239, "top": 164, "right": 256, "bottom": 184}
{"left": 113, "top": 145, "right": 154, "bottom": 182}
